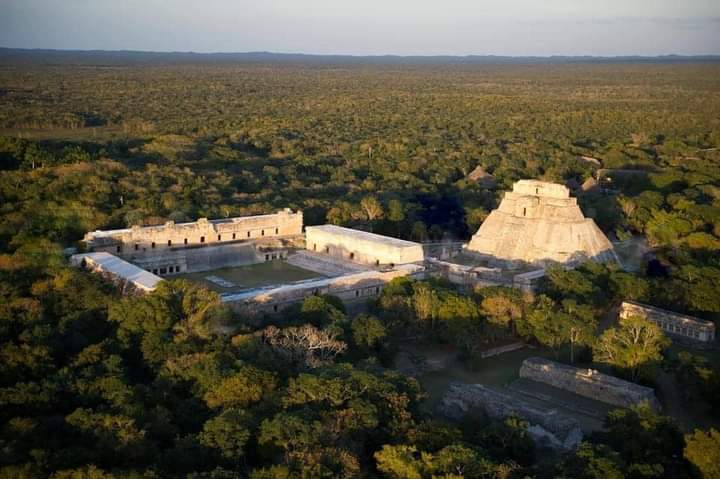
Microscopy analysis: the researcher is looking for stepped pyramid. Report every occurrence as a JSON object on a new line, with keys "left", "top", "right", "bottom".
{"left": 466, "top": 180, "right": 618, "bottom": 267}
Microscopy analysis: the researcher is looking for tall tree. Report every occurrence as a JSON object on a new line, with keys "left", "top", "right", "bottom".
{"left": 593, "top": 315, "right": 670, "bottom": 381}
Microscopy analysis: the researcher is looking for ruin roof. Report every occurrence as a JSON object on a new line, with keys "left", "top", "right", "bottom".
{"left": 72, "top": 252, "right": 162, "bottom": 291}
{"left": 305, "top": 225, "right": 422, "bottom": 249}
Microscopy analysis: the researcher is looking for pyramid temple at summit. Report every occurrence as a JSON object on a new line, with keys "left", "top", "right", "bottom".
{"left": 466, "top": 180, "right": 618, "bottom": 267}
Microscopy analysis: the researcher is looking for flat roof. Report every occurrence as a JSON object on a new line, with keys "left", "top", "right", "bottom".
{"left": 305, "top": 224, "right": 422, "bottom": 249}
{"left": 73, "top": 252, "right": 162, "bottom": 291}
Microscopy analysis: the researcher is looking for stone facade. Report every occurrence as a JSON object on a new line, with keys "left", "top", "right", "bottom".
{"left": 83, "top": 209, "right": 303, "bottom": 257}
{"left": 305, "top": 224, "right": 424, "bottom": 266}
{"left": 519, "top": 357, "right": 660, "bottom": 410}
{"left": 439, "top": 382, "right": 583, "bottom": 451}
{"left": 224, "top": 264, "right": 424, "bottom": 315}
{"left": 619, "top": 301, "right": 716, "bottom": 343}
{"left": 466, "top": 180, "right": 618, "bottom": 267}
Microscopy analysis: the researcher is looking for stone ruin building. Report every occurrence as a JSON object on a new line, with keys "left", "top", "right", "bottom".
{"left": 73, "top": 210, "right": 427, "bottom": 315}
{"left": 305, "top": 224, "right": 425, "bottom": 266}
{"left": 466, "top": 179, "right": 618, "bottom": 268}
{"left": 619, "top": 301, "right": 716, "bottom": 343}
{"left": 519, "top": 357, "right": 660, "bottom": 410}
{"left": 82, "top": 209, "right": 304, "bottom": 275}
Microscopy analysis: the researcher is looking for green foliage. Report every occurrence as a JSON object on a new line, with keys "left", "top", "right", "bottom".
{"left": 599, "top": 404, "right": 686, "bottom": 477}
{"left": 684, "top": 428, "right": 720, "bottom": 479}
{"left": 1, "top": 60, "right": 719, "bottom": 477}
{"left": 593, "top": 315, "right": 670, "bottom": 381}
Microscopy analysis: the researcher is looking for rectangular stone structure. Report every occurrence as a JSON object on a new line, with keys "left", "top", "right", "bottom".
{"left": 619, "top": 301, "right": 715, "bottom": 343}
{"left": 305, "top": 224, "right": 424, "bottom": 266}
{"left": 71, "top": 252, "right": 162, "bottom": 293}
{"left": 83, "top": 209, "right": 303, "bottom": 256}
{"left": 519, "top": 357, "right": 659, "bottom": 410}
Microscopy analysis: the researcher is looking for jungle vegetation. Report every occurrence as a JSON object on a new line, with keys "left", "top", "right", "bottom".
{"left": 1, "top": 55, "right": 719, "bottom": 477}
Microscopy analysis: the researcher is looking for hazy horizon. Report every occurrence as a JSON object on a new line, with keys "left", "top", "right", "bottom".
{"left": 1, "top": 0, "right": 719, "bottom": 56}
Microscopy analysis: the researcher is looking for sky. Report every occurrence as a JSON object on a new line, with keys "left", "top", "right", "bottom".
{"left": 1, "top": 0, "right": 719, "bottom": 56}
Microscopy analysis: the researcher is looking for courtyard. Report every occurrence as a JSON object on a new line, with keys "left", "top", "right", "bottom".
{"left": 176, "top": 259, "right": 321, "bottom": 293}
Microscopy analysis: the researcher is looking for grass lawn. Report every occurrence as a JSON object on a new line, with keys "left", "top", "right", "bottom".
{"left": 177, "top": 260, "right": 320, "bottom": 293}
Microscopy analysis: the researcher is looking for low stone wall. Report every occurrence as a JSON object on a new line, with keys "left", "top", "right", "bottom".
{"left": 439, "top": 382, "right": 582, "bottom": 451}
{"left": 519, "top": 357, "right": 659, "bottom": 410}
{"left": 479, "top": 342, "right": 525, "bottom": 359}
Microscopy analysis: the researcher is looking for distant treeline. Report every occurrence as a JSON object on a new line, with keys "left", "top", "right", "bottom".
{"left": 1, "top": 47, "right": 720, "bottom": 67}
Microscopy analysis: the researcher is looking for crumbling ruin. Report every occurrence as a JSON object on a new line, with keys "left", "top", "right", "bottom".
{"left": 519, "top": 357, "right": 660, "bottom": 410}
{"left": 439, "top": 382, "right": 583, "bottom": 451}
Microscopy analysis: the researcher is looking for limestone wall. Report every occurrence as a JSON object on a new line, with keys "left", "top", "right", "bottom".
{"left": 84, "top": 209, "right": 303, "bottom": 256}
{"left": 305, "top": 225, "right": 424, "bottom": 266}
{"left": 619, "top": 301, "right": 716, "bottom": 342}
{"left": 519, "top": 357, "right": 659, "bottom": 410}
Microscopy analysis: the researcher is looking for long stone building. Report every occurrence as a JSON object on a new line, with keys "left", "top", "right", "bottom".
{"left": 84, "top": 208, "right": 303, "bottom": 256}
{"left": 466, "top": 180, "right": 618, "bottom": 267}
{"left": 619, "top": 301, "right": 716, "bottom": 343}
{"left": 305, "top": 224, "right": 425, "bottom": 266}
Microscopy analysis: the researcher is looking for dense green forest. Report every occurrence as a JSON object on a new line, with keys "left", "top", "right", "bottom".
{"left": 1, "top": 58, "right": 720, "bottom": 477}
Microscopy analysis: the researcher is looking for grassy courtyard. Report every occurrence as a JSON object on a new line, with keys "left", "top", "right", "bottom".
{"left": 177, "top": 260, "right": 320, "bottom": 293}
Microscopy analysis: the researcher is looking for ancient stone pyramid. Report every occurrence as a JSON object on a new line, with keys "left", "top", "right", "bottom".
{"left": 466, "top": 180, "right": 618, "bottom": 267}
